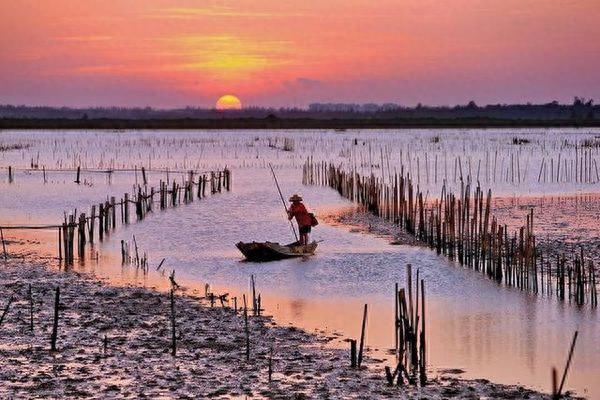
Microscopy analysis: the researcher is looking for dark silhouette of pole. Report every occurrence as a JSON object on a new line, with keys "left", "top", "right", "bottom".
{"left": 358, "top": 304, "right": 368, "bottom": 367}
{"left": 50, "top": 287, "right": 60, "bottom": 351}
{"left": 558, "top": 331, "right": 579, "bottom": 396}
{"left": 0, "top": 227, "right": 7, "bottom": 260}
{"left": 268, "top": 163, "right": 298, "bottom": 242}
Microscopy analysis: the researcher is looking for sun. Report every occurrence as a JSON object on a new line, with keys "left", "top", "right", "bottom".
{"left": 215, "top": 94, "right": 242, "bottom": 110}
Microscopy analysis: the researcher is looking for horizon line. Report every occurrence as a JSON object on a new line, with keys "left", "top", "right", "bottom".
{"left": 0, "top": 98, "right": 596, "bottom": 111}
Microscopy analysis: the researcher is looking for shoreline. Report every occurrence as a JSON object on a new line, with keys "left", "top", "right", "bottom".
{"left": 322, "top": 206, "right": 423, "bottom": 247}
{"left": 0, "top": 256, "right": 580, "bottom": 399}
{"left": 2, "top": 117, "right": 600, "bottom": 130}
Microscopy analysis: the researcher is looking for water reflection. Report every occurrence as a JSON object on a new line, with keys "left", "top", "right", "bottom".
{"left": 1, "top": 130, "right": 599, "bottom": 398}
{"left": 63, "top": 167, "right": 595, "bottom": 397}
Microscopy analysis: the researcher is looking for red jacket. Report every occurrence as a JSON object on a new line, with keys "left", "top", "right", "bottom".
{"left": 289, "top": 203, "right": 312, "bottom": 227}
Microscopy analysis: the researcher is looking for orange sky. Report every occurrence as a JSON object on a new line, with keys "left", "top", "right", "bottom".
{"left": 1, "top": 0, "right": 599, "bottom": 107}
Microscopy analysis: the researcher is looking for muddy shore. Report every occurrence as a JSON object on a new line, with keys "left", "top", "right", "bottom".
{"left": 0, "top": 255, "right": 580, "bottom": 399}
{"left": 322, "top": 207, "right": 422, "bottom": 247}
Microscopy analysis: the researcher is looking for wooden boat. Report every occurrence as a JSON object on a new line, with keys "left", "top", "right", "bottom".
{"left": 236, "top": 241, "right": 318, "bottom": 262}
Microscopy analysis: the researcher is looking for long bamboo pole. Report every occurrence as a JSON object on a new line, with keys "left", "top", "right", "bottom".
{"left": 268, "top": 163, "right": 299, "bottom": 242}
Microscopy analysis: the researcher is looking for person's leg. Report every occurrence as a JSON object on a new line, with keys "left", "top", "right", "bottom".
{"left": 299, "top": 226, "right": 306, "bottom": 245}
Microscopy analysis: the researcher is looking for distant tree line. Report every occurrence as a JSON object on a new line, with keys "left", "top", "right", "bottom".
{"left": 307, "top": 98, "right": 597, "bottom": 120}
{"left": 0, "top": 98, "right": 597, "bottom": 126}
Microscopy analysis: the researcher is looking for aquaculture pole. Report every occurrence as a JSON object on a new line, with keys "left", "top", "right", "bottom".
{"left": 170, "top": 289, "right": 177, "bottom": 356}
{"left": 557, "top": 331, "right": 579, "bottom": 396}
{"left": 243, "top": 294, "right": 250, "bottom": 361}
{"left": 50, "top": 287, "right": 60, "bottom": 351}
{"left": 357, "top": 304, "right": 368, "bottom": 367}
{"left": 28, "top": 284, "right": 34, "bottom": 332}
{"left": 0, "top": 227, "right": 7, "bottom": 260}
{"left": 0, "top": 295, "right": 14, "bottom": 327}
{"left": 268, "top": 163, "right": 299, "bottom": 242}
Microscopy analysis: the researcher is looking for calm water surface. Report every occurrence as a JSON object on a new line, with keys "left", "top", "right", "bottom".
{"left": 1, "top": 130, "right": 599, "bottom": 397}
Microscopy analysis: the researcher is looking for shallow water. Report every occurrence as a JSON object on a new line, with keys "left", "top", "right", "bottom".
{"left": 1, "top": 129, "right": 600, "bottom": 397}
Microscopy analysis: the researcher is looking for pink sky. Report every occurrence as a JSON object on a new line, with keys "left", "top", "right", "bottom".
{"left": 1, "top": 0, "right": 599, "bottom": 108}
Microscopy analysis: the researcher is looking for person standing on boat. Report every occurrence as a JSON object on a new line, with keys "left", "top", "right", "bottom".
{"left": 288, "top": 194, "right": 313, "bottom": 245}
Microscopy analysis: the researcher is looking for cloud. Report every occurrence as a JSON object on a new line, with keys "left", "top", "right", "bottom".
{"left": 53, "top": 36, "right": 113, "bottom": 42}
{"left": 280, "top": 77, "right": 326, "bottom": 94}
{"left": 69, "top": 64, "right": 137, "bottom": 75}
{"left": 294, "top": 78, "right": 323, "bottom": 88}
{"left": 56, "top": 34, "right": 296, "bottom": 83}
{"left": 165, "top": 35, "right": 295, "bottom": 79}
{"left": 145, "top": 6, "right": 298, "bottom": 19}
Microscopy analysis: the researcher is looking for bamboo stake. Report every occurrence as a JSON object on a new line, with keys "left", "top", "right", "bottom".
{"left": 0, "top": 295, "right": 14, "bottom": 327}
{"left": 357, "top": 304, "right": 368, "bottom": 367}
{"left": 28, "top": 284, "right": 34, "bottom": 332}
{"left": 170, "top": 288, "right": 177, "bottom": 356}
{"left": 243, "top": 294, "right": 250, "bottom": 361}
{"left": 350, "top": 339, "right": 357, "bottom": 368}
{"left": 50, "top": 287, "right": 60, "bottom": 351}
{"left": 557, "top": 331, "right": 578, "bottom": 396}
{"left": 0, "top": 227, "right": 7, "bottom": 260}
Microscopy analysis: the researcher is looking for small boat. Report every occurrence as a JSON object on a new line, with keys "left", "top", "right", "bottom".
{"left": 236, "top": 241, "right": 318, "bottom": 262}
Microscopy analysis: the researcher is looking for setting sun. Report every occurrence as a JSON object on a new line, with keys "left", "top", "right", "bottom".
{"left": 215, "top": 94, "right": 242, "bottom": 110}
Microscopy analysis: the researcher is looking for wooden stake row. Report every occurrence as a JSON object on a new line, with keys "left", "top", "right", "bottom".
{"left": 386, "top": 265, "right": 427, "bottom": 386}
{"left": 58, "top": 168, "right": 231, "bottom": 264}
{"left": 304, "top": 159, "right": 598, "bottom": 308}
